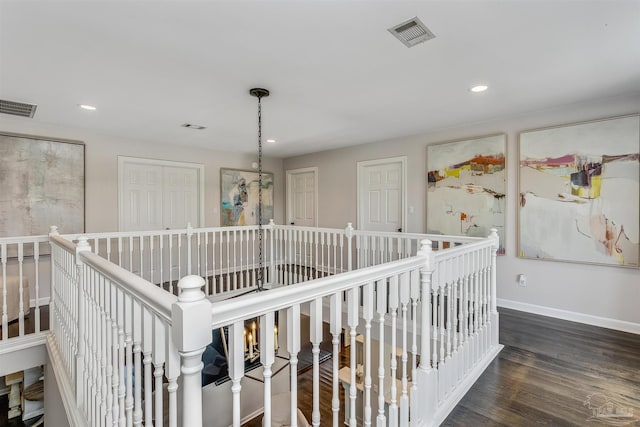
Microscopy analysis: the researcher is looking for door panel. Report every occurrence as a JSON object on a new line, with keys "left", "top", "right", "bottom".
{"left": 120, "top": 160, "right": 201, "bottom": 232}
{"left": 287, "top": 169, "right": 317, "bottom": 227}
{"left": 358, "top": 159, "right": 405, "bottom": 232}
{"left": 122, "top": 163, "right": 163, "bottom": 231}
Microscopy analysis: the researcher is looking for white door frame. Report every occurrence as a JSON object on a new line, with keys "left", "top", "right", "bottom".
{"left": 286, "top": 166, "right": 319, "bottom": 227}
{"left": 357, "top": 156, "right": 407, "bottom": 232}
{"left": 118, "top": 156, "right": 205, "bottom": 230}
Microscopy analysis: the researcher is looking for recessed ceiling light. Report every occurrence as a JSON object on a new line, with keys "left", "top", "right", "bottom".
{"left": 78, "top": 104, "right": 97, "bottom": 110}
{"left": 470, "top": 85, "right": 488, "bottom": 93}
{"left": 266, "top": 139, "right": 276, "bottom": 143}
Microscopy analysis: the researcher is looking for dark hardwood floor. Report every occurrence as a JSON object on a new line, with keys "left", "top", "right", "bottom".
{"left": 443, "top": 308, "right": 640, "bottom": 426}
{"left": 245, "top": 308, "right": 640, "bottom": 426}
{"left": 0, "top": 306, "right": 49, "bottom": 340}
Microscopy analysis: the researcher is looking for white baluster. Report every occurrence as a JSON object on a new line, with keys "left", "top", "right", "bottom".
{"left": 133, "top": 300, "right": 143, "bottom": 427}
{"left": 330, "top": 292, "right": 342, "bottom": 427}
{"left": 362, "top": 282, "right": 374, "bottom": 427}
{"left": 287, "top": 304, "right": 301, "bottom": 427}
{"left": 18, "top": 243, "right": 24, "bottom": 336}
{"left": 117, "top": 290, "right": 126, "bottom": 427}
{"left": 165, "top": 330, "right": 180, "bottom": 427}
{"left": 347, "top": 288, "right": 358, "bottom": 427}
{"left": 1, "top": 242, "right": 7, "bottom": 340}
{"left": 310, "top": 298, "right": 323, "bottom": 427}
{"left": 111, "top": 286, "right": 120, "bottom": 426}
{"left": 388, "top": 275, "right": 399, "bottom": 427}
{"left": 228, "top": 321, "right": 244, "bottom": 427}
{"left": 399, "top": 272, "right": 410, "bottom": 425}
{"left": 142, "top": 308, "right": 153, "bottom": 427}
{"left": 260, "top": 312, "right": 275, "bottom": 427}
{"left": 409, "top": 269, "right": 420, "bottom": 421}
{"left": 376, "top": 278, "right": 387, "bottom": 427}
{"left": 153, "top": 317, "right": 166, "bottom": 427}
{"left": 125, "top": 294, "right": 134, "bottom": 427}
{"left": 34, "top": 243, "right": 41, "bottom": 333}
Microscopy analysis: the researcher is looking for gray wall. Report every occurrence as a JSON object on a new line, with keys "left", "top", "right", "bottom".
{"left": 0, "top": 117, "right": 285, "bottom": 232}
{"left": 283, "top": 93, "right": 640, "bottom": 326}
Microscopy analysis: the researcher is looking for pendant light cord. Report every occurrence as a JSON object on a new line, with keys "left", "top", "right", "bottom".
{"left": 257, "top": 95, "right": 264, "bottom": 291}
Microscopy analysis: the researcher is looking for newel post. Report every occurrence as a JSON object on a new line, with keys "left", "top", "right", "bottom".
{"left": 172, "top": 275, "right": 211, "bottom": 427}
{"left": 345, "top": 222, "right": 354, "bottom": 272}
{"left": 488, "top": 228, "right": 500, "bottom": 347}
{"left": 489, "top": 228, "right": 499, "bottom": 314}
{"left": 186, "top": 222, "right": 194, "bottom": 275}
{"left": 75, "top": 236, "right": 91, "bottom": 407}
{"left": 415, "top": 239, "right": 436, "bottom": 424}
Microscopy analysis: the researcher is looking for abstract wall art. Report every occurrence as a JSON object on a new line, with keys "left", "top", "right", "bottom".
{"left": 518, "top": 114, "right": 639, "bottom": 267}
{"left": 220, "top": 168, "right": 274, "bottom": 226}
{"left": 427, "top": 134, "right": 506, "bottom": 254}
{"left": 0, "top": 132, "right": 85, "bottom": 238}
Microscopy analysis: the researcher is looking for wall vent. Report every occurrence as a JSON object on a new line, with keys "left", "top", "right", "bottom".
{"left": 181, "top": 123, "right": 206, "bottom": 130}
{"left": 388, "top": 17, "right": 435, "bottom": 48}
{"left": 0, "top": 99, "right": 37, "bottom": 118}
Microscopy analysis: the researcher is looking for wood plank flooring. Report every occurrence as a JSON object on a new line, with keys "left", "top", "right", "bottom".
{"left": 442, "top": 308, "right": 640, "bottom": 426}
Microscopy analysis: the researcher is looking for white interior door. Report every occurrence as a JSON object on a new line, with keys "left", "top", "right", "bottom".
{"left": 163, "top": 166, "right": 200, "bottom": 229}
{"left": 287, "top": 167, "right": 318, "bottom": 227}
{"left": 121, "top": 162, "right": 164, "bottom": 231}
{"left": 119, "top": 157, "right": 204, "bottom": 231}
{"left": 357, "top": 157, "right": 406, "bottom": 232}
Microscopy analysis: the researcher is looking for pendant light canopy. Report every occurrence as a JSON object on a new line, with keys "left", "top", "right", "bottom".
{"left": 250, "top": 88, "right": 269, "bottom": 291}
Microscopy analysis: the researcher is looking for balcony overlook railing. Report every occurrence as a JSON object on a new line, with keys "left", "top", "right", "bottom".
{"left": 3, "top": 222, "right": 502, "bottom": 427}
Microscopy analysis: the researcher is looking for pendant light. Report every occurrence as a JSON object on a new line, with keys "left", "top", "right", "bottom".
{"left": 249, "top": 87, "right": 269, "bottom": 291}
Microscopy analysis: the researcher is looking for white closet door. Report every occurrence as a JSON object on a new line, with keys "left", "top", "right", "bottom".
{"left": 163, "top": 166, "right": 199, "bottom": 229}
{"left": 121, "top": 162, "right": 164, "bottom": 231}
{"left": 119, "top": 157, "right": 203, "bottom": 232}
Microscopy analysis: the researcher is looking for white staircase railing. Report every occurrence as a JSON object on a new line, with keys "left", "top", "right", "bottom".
{"left": 4, "top": 223, "right": 501, "bottom": 426}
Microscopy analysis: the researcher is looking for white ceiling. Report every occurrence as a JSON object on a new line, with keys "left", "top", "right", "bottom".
{"left": 1, "top": 1, "right": 639, "bottom": 157}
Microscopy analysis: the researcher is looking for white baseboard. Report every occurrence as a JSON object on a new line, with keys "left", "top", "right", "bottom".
{"left": 29, "top": 297, "right": 50, "bottom": 308}
{"left": 497, "top": 298, "right": 640, "bottom": 335}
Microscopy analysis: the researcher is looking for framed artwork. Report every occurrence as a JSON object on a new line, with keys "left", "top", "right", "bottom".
{"left": 427, "top": 134, "right": 506, "bottom": 254}
{"left": 0, "top": 132, "right": 85, "bottom": 238}
{"left": 518, "top": 114, "right": 639, "bottom": 267}
{"left": 220, "top": 168, "right": 274, "bottom": 226}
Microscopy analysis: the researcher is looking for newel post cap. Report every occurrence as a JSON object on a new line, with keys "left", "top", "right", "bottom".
{"left": 345, "top": 222, "right": 354, "bottom": 238}
{"left": 172, "top": 275, "right": 211, "bottom": 352}
{"left": 49, "top": 225, "right": 59, "bottom": 236}
{"left": 177, "top": 275, "right": 206, "bottom": 302}
{"left": 489, "top": 228, "right": 499, "bottom": 249}
{"left": 417, "top": 239, "right": 433, "bottom": 270}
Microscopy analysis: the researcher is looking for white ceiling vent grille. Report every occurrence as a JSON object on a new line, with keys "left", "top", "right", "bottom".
{"left": 388, "top": 17, "right": 435, "bottom": 48}
{"left": 181, "top": 123, "right": 206, "bottom": 130}
{"left": 0, "top": 99, "right": 37, "bottom": 118}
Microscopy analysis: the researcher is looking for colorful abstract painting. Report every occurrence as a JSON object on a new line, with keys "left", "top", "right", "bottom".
{"left": 220, "top": 168, "right": 274, "bottom": 226}
{"left": 427, "top": 134, "right": 506, "bottom": 254}
{"left": 519, "top": 115, "right": 639, "bottom": 267}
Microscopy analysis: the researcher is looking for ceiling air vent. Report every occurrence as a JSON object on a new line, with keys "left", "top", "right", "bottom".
{"left": 388, "top": 17, "right": 435, "bottom": 48}
{"left": 181, "top": 123, "right": 207, "bottom": 130}
{"left": 0, "top": 99, "right": 37, "bottom": 118}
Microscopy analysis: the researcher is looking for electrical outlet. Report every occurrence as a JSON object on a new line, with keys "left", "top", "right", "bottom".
{"left": 518, "top": 274, "right": 526, "bottom": 287}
